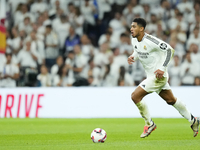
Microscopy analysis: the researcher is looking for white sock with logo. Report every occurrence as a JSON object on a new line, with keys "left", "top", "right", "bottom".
{"left": 136, "top": 100, "right": 153, "bottom": 126}
{"left": 173, "top": 98, "right": 195, "bottom": 125}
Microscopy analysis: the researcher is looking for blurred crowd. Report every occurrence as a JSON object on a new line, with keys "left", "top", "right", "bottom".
{"left": 0, "top": 0, "right": 200, "bottom": 87}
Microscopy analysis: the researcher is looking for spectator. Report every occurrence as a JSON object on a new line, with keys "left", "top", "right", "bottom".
{"left": 44, "top": 25, "right": 59, "bottom": 69}
{"left": 122, "top": 3, "right": 135, "bottom": 26}
{"left": 187, "top": 27, "right": 200, "bottom": 50}
{"left": 146, "top": 13, "right": 166, "bottom": 36}
{"left": 189, "top": 12, "right": 200, "bottom": 33}
{"left": 110, "top": 47, "right": 129, "bottom": 76}
{"left": 0, "top": 53, "right": 6, "bottom": 67}
{"left": 10, "top": 27, "right": 23, "bottom": 56}
{"left": 118, "top": 78, "right": 125, "bottom": 86}
{"left": 29, "top": 31, "right": 45, "bottom": 66}
{"left": 168, "top": 55, "right": 182, "bottom": 86}
{"left": 8, "top": 0, "right": 27, "bottom": 16}
{"left": 112, "top": 0, "right": 127, "bottom": 13}
{"left": 63, "top": 26, "right": 80, "bottom": 56}
{"left": 98, "top": 30, "right": 112, "bottom": 47}
{"left": 87, "top": 75, "right": 99, "bottom": 86}
{"left": 9, "top": 27, "right": 23, "bottom": 64}
{"left": 108, "top": 12, "right": 126, "bottom": 47}
{"left": 117, "top": 66, "right": 133, "bottom": 86}
{"left": 180, "top": 52, "right": 200, "bottom": 85}
{"left": 30, "top": 0, "right": 48, "bottom": 18}
{"left": 155, "top": 0, "right": 171, "bottom": 22}
{"left": 177, "top": 0, "right": 193, "bottom": 20}
{"left": 37, "top": 65, "right": 51, "bottom": 87}
{"left": 189, "top": 43, "right": 200, "bottom": 65}
{"left": 67, "top": 2, "right": 75, "bottom": 20}
{"left": 17, "top": 41, "right": 39, "bottom": 69}
{"left": 68, "top": 45, "right": 88, "bottom": 79}
{"left": 140, "top": 0, "right": 160, "bottom": 9}
{"left": 6, "top": 29, "right": 12, "bottom": 51}
{"left": 98, "top": 27, "right": 116, "bottom": 48}
{"left": 56, "top": 65, "right": 75, "bottom": 87}
{"left": 80, "top": 34, "right": 94, "bottom": 60}
{"left": 0, "top": 52, "right": 19, "bottom": 87}
{"left": 37, "top": 13, "right": 47, "bottom": 35}
{"left": 94, "top": 42, "right": 112, "bottom": 68}
{"left": 169, "top": 33, "right": 186, "bottom": 62}
{"left": 50, "top": 0, "right": 70, "bottom": 14}
{"left": 187, "top": 2, "right": 200, "bottom": 26}
{"left": 69, "top": 7, "right": 84, "bottom": 36}
{"left": 168, "top": 12, "right": 188, "bottom": 33}
{"left": 119, "top": 33, "right": 133, "bottom": 56}
{"left": 81, "top": 0, "right": 96, "bottom": 33}
{"left": 142, "top": 3, "right": 151, "bottom": 23}
{"left": 53, "top": 14, "right": 71, "bottom": 50}
{"left": 81, "top": 57, "right": 102, "bottom": 83}
{"left": 65, "top": 51, "right": 75, "bottom": 80}
{"left": 18, "top": 16, "right": 33, "bottom": 34}
{"left": 42, "top": 11, "right": 52, "bottom": 29}
{"left": 101, "top": 64, "right": 116, "bottom": 86}
{"left": 97, "top": 0, "right": 113, "bottom": 23}
{"left": 51, "top": 56, "right": 64, "bottom": 76}
{"left": 130, "top": 0, "right": 144, "bottom": 20}
{"left": 14, "top": 3, "right": 35, "bottom": 27}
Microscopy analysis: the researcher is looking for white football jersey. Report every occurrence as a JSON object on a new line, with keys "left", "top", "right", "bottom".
{"left": 131, "top": 33, "right": 174, "bottom": 78}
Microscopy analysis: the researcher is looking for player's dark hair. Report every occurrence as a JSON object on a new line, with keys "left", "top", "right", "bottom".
{"left": 133, "top": 18, "right": 146, "bottom": 29}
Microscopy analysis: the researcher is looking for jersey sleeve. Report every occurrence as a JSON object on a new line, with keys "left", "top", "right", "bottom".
{"left": 131, "top": 38, "right": 139, "bottom": 61}
{"left": 157, "top": 42, "right": 174, "bottom": 72}
{"left": 130, "top": 50, "right": 139, "bottom": 61}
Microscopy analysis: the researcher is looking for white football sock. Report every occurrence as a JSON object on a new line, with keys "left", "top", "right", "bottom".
{"left": 136, "top": 100, "right": 152, "bottom": 126}
{"left": 173, "top": 98, "right": 195, "bottom": 125}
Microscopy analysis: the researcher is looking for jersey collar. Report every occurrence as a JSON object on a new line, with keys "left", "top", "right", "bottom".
{"left": 141, "top": 33, "right": 147, "bottom": 41}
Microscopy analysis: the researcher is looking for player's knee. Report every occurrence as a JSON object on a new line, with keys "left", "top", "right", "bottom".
{"left": 131, "top": 92, "right": 139, "bottom": 103}
{"left": 131, "top": 92, "right": 135, "bottom": 101}
{"left": 166, "top": 99, "right": 176, "bottom": 105}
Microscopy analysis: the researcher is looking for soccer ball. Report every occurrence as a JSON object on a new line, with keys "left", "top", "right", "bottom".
{"left": 91, "top": 128, "right": 107, "bottom": 143}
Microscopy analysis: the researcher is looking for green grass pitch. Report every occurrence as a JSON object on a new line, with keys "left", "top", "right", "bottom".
{"left": 0, "top": 118, "right": 199, "bottom": 150}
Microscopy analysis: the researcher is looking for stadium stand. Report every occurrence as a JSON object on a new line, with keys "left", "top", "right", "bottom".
{"left": 0, "top": 0, "right": 200, "bottom": 87}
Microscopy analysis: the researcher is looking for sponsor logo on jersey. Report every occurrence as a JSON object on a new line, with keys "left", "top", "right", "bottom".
{"left": 144, "top": 45, "right": 147, "bottom": 50}
{"left": 138, "top": 52, "right": 149, "bottom": 59}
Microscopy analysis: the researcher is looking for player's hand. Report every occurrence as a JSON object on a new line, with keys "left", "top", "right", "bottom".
{"left": 154, "top": 69, "right": 164, "bottom": 79}
{"left": 127, "top": 56, "right": 135, "bottom": 65}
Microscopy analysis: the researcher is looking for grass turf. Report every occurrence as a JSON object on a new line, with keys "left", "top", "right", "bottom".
{"left": 0, "top": 118, "right": 199, "bottom": 150}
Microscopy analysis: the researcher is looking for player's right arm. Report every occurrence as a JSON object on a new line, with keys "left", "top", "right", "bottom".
{"left": 127, "top": 50, "right": 138, "bottom": 65}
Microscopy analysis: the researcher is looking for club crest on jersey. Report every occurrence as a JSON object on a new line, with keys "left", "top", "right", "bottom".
{"left": 144, "top": 45, "right": 147, "bottom": 50}
{"left": 160, "top": 43, "right": 167, "bottom": 50}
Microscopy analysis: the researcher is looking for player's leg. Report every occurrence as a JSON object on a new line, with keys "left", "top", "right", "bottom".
{"left": 159, "top": 89, "right": 199, "bottom": 137}
{"left": 131, "top": 86, "right": 150, "bottom": 125}
{"left": 131, "top": 86, "right": 156, "bottom": 138}
{"left": 159, "top": 89, "right": 194, "bottom": 122}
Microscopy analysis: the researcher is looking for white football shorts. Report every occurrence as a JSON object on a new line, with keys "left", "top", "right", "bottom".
{"left": 139, "top": 76, "right": 171, "bottom": 94}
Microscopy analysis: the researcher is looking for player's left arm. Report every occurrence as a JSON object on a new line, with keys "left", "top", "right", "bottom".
{"left": 154, "top": 42, "right": 174, "bottom": 79}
